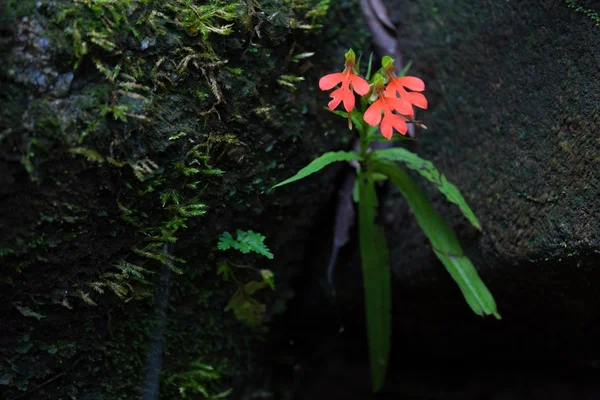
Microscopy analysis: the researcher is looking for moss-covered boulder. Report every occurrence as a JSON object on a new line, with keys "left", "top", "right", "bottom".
{"left": 0, "top": 0, "right": 370, "bottom": 398}
{"left": 263, "top": 2, "right": 600, "bottom": 398}
{"left": 380, "top": 0, "right": 600, "bottom": 362}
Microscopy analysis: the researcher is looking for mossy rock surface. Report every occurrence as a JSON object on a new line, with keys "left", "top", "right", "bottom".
{"left": 0, "top": 0, "right": 370, "bottom": 398}
{"left": 264, "top": 2, "right": 600, "bottom": 398}
{"left": 377, "top": 0, "right": 600, "bottom": 360}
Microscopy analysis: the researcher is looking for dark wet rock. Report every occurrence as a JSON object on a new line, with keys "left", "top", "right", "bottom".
{"left": 8, "top": 17, "right": 71, "bottom": 95}
{"left": 0, "top": 0, "right": 369, "bottom": 398}
{"left": 377, "top": 1, "right": 600, "bottom": 351}
{"left": 265, "top": 2, "right": 600, "bottom": 399}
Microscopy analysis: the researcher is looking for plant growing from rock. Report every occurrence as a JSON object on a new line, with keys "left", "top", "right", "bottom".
{"left": 217, "top": 230, "right": 275, "bottom": 326}
{"left": 272, "top": 49, "right": 501, "bottom": 392}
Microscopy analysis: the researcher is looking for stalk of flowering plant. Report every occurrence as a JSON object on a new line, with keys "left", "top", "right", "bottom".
{"left": 272, "top": 49, "right": 500, "bottom": 392}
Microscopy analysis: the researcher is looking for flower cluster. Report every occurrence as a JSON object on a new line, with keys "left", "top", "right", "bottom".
{"left": 319, "top": 50, "right": 427, "bottom": 139}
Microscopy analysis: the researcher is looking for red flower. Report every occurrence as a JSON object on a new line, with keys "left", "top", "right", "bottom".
{"left": 319, "top": 50, "right": 370, "bottom": 112}
{"left": 385, "top": 75, "right": 428, "bottom": 110}
{"left": 364, "top": 90, "right": 414, "bottom": 139}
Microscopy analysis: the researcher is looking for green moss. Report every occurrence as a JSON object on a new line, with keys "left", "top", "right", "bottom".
{"left": 0, "top": 0, "right": 370, "bottom": 396}
{"left": 564, "top": 0, "right": 600, "bottom": 26}
{"left": 388, "top": 0, "right": 600, "bottom": 273}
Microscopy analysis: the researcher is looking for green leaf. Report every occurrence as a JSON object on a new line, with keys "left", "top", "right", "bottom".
{"left": 217, "top": 264, "right": 232, "bottom": 281}
{"left": 272, "top": 151, "right": 362, "bottom": 189}
{"left": 213, "top": 388, "right": 234, "bottom": 399}
{"left": 371, "top": 173, "right": 388, "bottom": 182}
{"left": 358, "top": 172, "right": 392, "bottom": 393}
{"left": 161, "top": 189, "right": 180, "bottom": 207}
{"left": 225, "top": 281, "right": 268, "bottom": 326}
{"left": 217, "top": 230, "right": 274, "bottom": 259}
{"left": 260, "top": 269, "right": 275, "bottom": 290}
{"left": 397, "top": 60, "right": 413, "bottom": 77}
{"left": 235, "top": 230, "right": 273, "bottom": 259}
{"left": 351, "top": 108, "right": 366, "bottom": 135}
{"left": 325, "top": 107, "right": 366, "bottom": 133}
{"left": 368, "top": 130, "right": 413, "bottom": 145}
{"left": 325, "top": 107, "right": 347, "bottom": 118}
{"left": 217, "top": 232, "right": 235, "bottom": 251}
{"left": 432, "top": 248, "right": 501, "bottom": 318}
{"left": 168, "top": 131, "right": 187, "bottom": 141}
{"left": 365, "top": 52, "right": 375, "bottom": 81}
{"left": 13, "top": 304, "right": 45, "bottom": 321}
{"left": 365, "top": 124, "right": 379, "bottom": 141}
{"left": 371, "top": 160, "right": 500, "bottom": 319}
{"left": 371, "top": 147, "right": 481, "bottom": 230}
{"left": 292, "top": 52, "right": 315, "bottom": 61}
{"left": 244, "top": 280, "right": 268, "bottom": 295}
{"left": 165, "top": 359, "right": 231, "bottom": 399}
{"left": 68, "top": 147, "right": 104, "bottom": 162}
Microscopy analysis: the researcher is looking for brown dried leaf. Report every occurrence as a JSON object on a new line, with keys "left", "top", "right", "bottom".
{"left": 367, "top": 0, "right": 395, "bottom": 30}
{"left": 360, "top": 0, "right": 396, "bottom": 57}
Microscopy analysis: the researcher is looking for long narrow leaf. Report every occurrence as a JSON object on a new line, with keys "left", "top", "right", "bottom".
{"left": 397, "top": 60, "right": 412, "bottom": 77}
{"left": 367, "top": 129, "right": 414, "bottom": 145}
{"left": 325, "top": 107, "right": 347, "bottom": 118}
{"left": 372, "top": 160, "right": 500, "bottom": 319}
{"left": 324, "top": 108, "right": 366, "bottom": 135}
{"left": 365, "top": 52, "right": 375, "bottom": 81}
{"left": 272, "top": 151, "right": 362, "bottom": 189}
{"left": 358, "top": 172, "right": 392, "bottom": 392}
{"left": 371, "top": 147, "right": 481, "bottom": 230}
{"left": 351, "top": 108, "right": 366, "bottom": 135}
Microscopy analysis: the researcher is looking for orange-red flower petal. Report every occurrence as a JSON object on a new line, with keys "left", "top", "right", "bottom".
{"left": 349, "top": 74, "right": 370, "bottom": 95}
{"left": 380, "top": 113, "right": 408, "bottom": 139}
{"left": 319, "top": 73, "right": 346, "bottom": 91}
{"left": 364, "top": 92, "right": 413, "bottom": 139}
{"left": 401, "top": 92, "right": 428, "bottom": 109}
{"left": 328, "top": 86, "right": 355, "bottom": 112}
{"left": 319, "top": 69, "right": 370, "bottom": 112}
{"left": 393, "top": 76, "right": 425, "bottom": 91}
{"left": 386, "top": 95, "right": 414, "bottom": 117}
{"left": 386, "top": 76, "right": 428, "bottom": 109}
{"left": 363, "top": 99, "right": 384, "bottom": 126}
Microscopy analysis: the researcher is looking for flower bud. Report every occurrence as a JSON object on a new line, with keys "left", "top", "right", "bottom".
{"left": 381, "top": 56, "right": 395, "bottom": 71}
{"left": 344, "top": 49, "right": 356, "bottom": 66}
{"left": 372, "top": 73, "right": 386, "bottom": 90}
